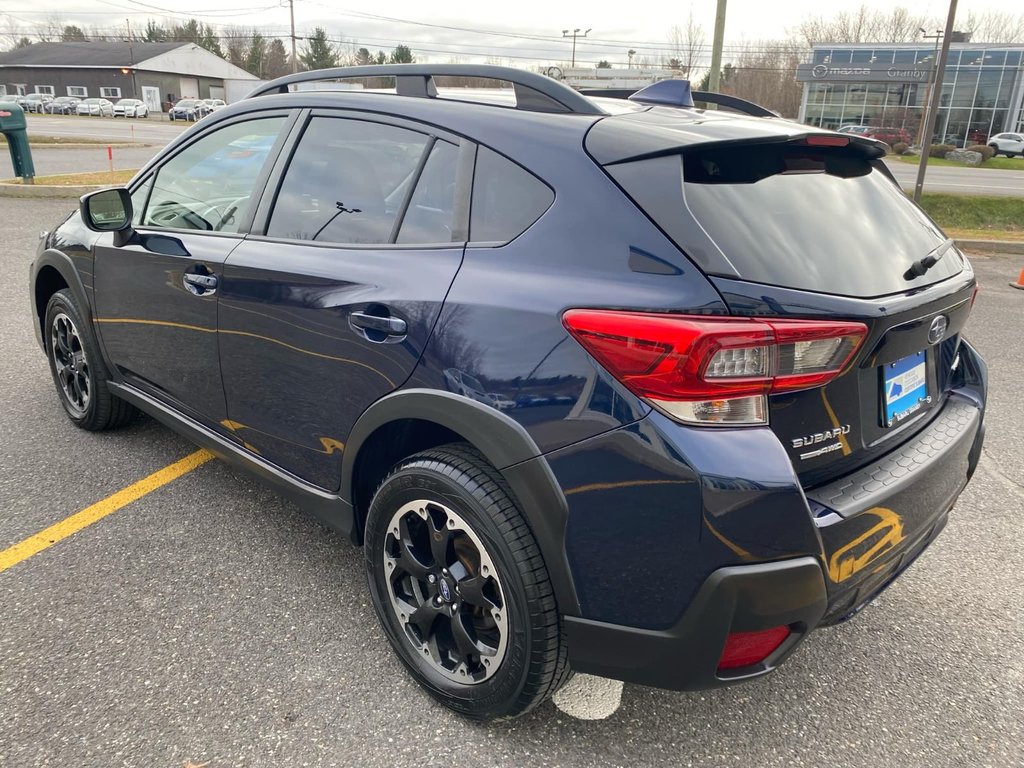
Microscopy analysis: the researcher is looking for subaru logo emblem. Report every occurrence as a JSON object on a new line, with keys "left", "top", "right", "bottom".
{"left": 439, "top": 580, "right": 452, "bottom": 602}
{"left": 928, "top": 315, "right": 947, "bottom": 345}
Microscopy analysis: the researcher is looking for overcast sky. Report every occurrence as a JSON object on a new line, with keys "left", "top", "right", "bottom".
{"left": 0, "top": 0, "right": 1005, "bottom": 66}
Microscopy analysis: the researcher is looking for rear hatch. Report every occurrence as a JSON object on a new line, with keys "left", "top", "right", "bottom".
{"left": 587, "top": 109, "right": 977, "bottom": 486}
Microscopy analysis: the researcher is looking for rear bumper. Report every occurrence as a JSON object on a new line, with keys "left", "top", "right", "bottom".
{"left": 565, "top": 557, "right": 827, "bottom": 690}
{"left": 556, "top": 355, "right": 985, "bottom": 689}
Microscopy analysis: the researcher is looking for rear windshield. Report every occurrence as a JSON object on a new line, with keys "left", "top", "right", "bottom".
{"left": 608, "top": 143, "right": 963, "bottom": 297}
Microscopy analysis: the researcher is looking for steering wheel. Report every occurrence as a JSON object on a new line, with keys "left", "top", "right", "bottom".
{"left": 149, "top": 200, "right": 214, "bottom": 231}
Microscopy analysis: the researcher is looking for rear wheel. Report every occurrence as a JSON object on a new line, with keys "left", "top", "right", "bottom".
{"left": 44, "top": 289, "right": 137, "bottom": 431}
{"left": 364, "top": 443, "right": 568, "bottom": 720}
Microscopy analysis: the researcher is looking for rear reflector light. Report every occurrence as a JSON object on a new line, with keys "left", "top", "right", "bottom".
{"left": 805, "top": 134, "right": 850, "bottom": 147}
{"left": 718, "top": 626, "right": 791, "bottom": 670}
{"left": 562, "top": 310, "right": 866, "bottom": 425}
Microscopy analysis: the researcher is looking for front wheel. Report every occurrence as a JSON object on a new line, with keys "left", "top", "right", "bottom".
{"left": 44, "top": 290, "right": 137, "bottom": 431}
{"left": 364, "top": 443, "right": 569, "bottom": 720}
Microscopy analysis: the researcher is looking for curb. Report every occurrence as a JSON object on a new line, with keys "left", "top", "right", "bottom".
{"left": 0, "top": 183, "right": 110, "bottom": 199}
{"left": 25, "top": 143, "right": 152, "bottom": 150}
{"left": 956, "top": 239, "right": 1024, "bottom": 255}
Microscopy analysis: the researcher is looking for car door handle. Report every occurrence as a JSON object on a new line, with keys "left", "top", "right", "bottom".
{"left": 183, "top": 272, "right": 218, "bottom": 295}
{"left": 349, "top": 311, "right": 407, "bottom": 336}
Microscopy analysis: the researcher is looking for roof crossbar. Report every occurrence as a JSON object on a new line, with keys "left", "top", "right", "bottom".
{"left": 246, "top": 64, "right": 606, "bottom": 116}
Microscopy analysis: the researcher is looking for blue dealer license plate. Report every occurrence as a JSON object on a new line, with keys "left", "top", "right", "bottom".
{"left": 882, "top": 350, "right": 930, "bottom": 427}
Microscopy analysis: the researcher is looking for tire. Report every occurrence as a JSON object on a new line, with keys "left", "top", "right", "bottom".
{"left": 364, "top": 443, "right": 569, "bottom": 720}
{"left": 43, "top": 289, "right": 137, "bottom": 431}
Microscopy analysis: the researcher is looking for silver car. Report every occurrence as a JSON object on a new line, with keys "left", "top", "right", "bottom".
{"left": 76, "top": 98, "right": 114, "bottom": 117}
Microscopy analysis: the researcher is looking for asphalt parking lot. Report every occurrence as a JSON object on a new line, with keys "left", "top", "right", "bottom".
{"left": 1, "top": 196, "right": 1022, "bottom": 767}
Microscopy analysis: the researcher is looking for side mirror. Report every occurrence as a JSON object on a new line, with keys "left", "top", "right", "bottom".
{"left": 81, "top": 187, "right": 133, "bottom": 231}
{"left": 80, "top": 188, "right": 135, "bottom": 246}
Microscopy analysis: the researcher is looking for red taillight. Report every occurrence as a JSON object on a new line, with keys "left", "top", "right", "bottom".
{"left": 718, "top": 626, "right": 791, "bottom": 670}
{"left": 562, "top": 310, "right": 866, "bottom": 425}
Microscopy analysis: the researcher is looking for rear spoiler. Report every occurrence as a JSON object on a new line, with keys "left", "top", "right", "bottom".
{"left": 578, "top": 81, "right": 778, "bottom": 118}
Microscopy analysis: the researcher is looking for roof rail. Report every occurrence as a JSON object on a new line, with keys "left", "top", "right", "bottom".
{"left": 246, "top": 64, "right": 606, "bottom": 116}
{"left": 578, "top": 85, "right": 777, "bottom": 118}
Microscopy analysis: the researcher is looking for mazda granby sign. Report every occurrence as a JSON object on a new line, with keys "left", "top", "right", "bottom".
{"left": 796, "top": 63, "right": 930, "bottom": 82}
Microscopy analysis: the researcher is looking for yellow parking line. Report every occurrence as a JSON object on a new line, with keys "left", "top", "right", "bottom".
{"left": 0, "top": 449, "right": 214, "bottom": 575}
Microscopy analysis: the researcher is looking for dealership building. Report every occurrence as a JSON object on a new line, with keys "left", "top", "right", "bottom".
{"left": 796, "top": 43, "right": 1024, "bottom": 145}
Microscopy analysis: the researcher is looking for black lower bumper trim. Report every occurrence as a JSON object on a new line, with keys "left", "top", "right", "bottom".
{"left": 564, "top": 557, "right": 827, "bottom": 690}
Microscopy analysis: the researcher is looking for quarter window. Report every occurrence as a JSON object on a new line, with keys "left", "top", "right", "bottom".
{"left": 469, "top": 147, "right": 553, "bottom": 243}
{"left": 143, "top": 117, "right": 285, "bottom": 233}
{"left": 267, "top": 117, "right": 431, "bottom": 244}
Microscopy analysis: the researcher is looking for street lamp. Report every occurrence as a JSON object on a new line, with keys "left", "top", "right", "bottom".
{"left": 562, "top": 27, "right": 591, "bottom": 68}
{"left": 627, "top": 49, "right": 636, "bottom": 68}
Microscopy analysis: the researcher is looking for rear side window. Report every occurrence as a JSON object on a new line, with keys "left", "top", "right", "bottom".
{"left": 609, "top": 143, "right": 963, "bottom": 297}
{"left": 470, "top": 147, "right": 553, "bottom": 243}
{"left": 267, "top": 117, "right": 429, "bottom": 244}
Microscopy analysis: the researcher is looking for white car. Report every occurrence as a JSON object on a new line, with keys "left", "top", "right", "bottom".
{"left": 202, "top": 98, "right": 227, "bottom": 113}
{"left": 76, "top": 98, "right": 114, "bottom": 117}
{"left": 112, "top": 98, "right": 148, "bottom": 118}
{"left": 988, "top": 132, "right": 1024, "bottom": 158}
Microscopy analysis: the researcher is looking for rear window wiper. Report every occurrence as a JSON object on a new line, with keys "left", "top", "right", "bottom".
{"left": 904, "top": 239, "right": 954, "bottom": 280}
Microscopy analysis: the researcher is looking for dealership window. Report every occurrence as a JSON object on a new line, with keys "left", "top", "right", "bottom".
{"left": 15, "top": 85, "right": 27, "bottom": 96}
{"left": 100, "top": 87, "right": 121, "bottom": 99}
{"left": 35, "top": 85, "right": 55, "bottom": 95}
{"left": 67, "top": 86, "right": 87, "bottom": 97}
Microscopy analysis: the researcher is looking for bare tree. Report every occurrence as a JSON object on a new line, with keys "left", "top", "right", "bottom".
{"left": 792, "top": 6, "right": 927, "bottom": 46}
{"left": 960, "top": 11, "right": 1024, "bottom": 44}
{"left": 668, "top": 11, "right": 706, "bottom": 79}
{"left": 725, "top": 40, "right": 804, "bottom": 119}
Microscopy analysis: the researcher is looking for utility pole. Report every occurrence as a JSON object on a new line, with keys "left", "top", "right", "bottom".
{"left": 125, "top": 18, "right": 138, "bottom": 99}
{"left": 289, "top": 0, "right": 298, "bottom": 73}
{"left": 707, "top": 0, "right": 727, "bottom": 95}
{"left": 562, "top": 28, "right": 591, "bottom": 69}
{"left": 914, "top": 0, "right": 959, "bottom": 202}
{"left": 915, "top": 29, "right": 943, "bottom": 148}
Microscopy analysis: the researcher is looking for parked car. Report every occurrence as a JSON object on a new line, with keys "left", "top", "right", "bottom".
{"left": 202, "top": 98, "right": 227, "bottom": 113}
{"left": 865, "top": 126, "right": 912, "bottom": 146}
{"left": 21, "top": 93, "right": 54, "bottom": 113}
{"left": 29, "top": 65, "right": 987, "bottom": 721}
{"left": 76, "top": 98, "right": 114, "bottom": 117}
{"left": 988, "top": 132, "right": 1024, "bottom": 157}
{"left": 44, "top": 96, "right": 81, "bottom": 115}
{"left": 168, "top": 99, "right": 209, "bottom": 121}
{"left": 836, "top": 124, "right": 870, "bottom": 135}
{"left": 112, "top": 98, "right": 149, "bottom": 118}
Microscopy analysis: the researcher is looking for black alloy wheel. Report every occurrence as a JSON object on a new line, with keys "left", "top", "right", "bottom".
{"left": 364, "top": 443, "right": 569, "bottom": 720}
{"left": 44, "top": 290, "right": 137, "bottom": 431}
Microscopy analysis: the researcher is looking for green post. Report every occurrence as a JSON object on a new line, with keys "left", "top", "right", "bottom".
{"left": 0, "top": 101, "right": 36, "bottom": 184}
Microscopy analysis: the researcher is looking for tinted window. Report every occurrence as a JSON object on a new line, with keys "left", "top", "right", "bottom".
{"left": 268, "top": 117, "right": 429, "bottom": 244}
{"left": 470, "top": 147, "right": 553, "bottom": 243}
{"left": 396, "top": 140, "right": 459, "bottom": 244}
{"left": 143, "top": 117, "right": 285, "bottom": 233}
{"left": 610, "top": 144, "right": 963, "bottom": 297}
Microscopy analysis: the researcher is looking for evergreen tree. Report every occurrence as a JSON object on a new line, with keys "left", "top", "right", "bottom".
{"left": 355, "top": 47, "right": 372, "bottom": 66}
{"left": 246, "top": 32, "right": 267, "bottom": 77}
{"left": 265, "top": 38, "right": 290, "bottom": 79}
{"left": 60, "top": 25, "right": 88, "bottom": 42}
{"left": 389, "top": 44, "right": 414, "bottom": 64}
{"left": 299, "top": 27, "right": 338, "bottom": 70}
{"left": 142, "top": 20, "right": 166, "bottom": 42}
{"left": 374, "top": 50, "right": 387, "bottom": 64}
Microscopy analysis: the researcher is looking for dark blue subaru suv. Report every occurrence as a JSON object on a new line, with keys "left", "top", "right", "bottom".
{"left": 29, "top": 65, "right": 986, "bottom": 720}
